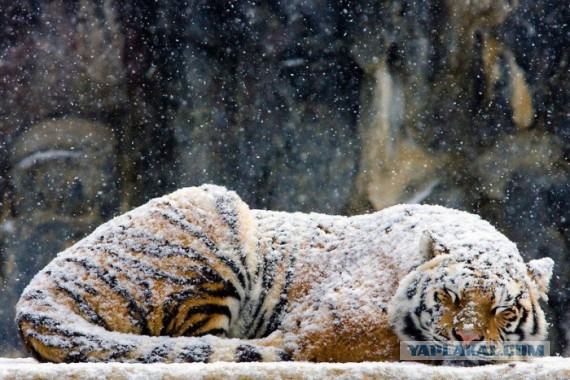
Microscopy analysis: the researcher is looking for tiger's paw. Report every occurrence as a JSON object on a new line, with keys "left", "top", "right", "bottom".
{"left": 246, "top": 330, "right": 291, "bottom": 361}
{"left": 253, "top": 330, "right": 285, "bottom": 348}
{"left": 199, "top": 334, "right": 291, "bottom": 362}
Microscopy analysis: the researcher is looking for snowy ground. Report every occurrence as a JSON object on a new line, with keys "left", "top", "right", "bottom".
{"left": 1, "top": 357, "right": 569, "bottom": 380}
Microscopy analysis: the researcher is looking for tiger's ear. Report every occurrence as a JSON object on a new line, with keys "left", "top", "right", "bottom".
{"left": 419, "top": 230, "right": 445, "bottom": 261}
{"left": 527, "top": 257, "right": 554, "bottom": 301}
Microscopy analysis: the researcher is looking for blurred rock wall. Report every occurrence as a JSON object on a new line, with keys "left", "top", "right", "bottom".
{"left": 0, "top": 0, "right": 568, "bottom": 356}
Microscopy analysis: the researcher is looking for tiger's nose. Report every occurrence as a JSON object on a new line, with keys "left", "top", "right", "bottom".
{"left": 454, "top": 329, "right": 482, "bottom": 344}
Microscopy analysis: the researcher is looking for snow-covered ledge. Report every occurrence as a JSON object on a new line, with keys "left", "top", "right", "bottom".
{"left": 1, "top": 358, "right": 569, "bottom": 379}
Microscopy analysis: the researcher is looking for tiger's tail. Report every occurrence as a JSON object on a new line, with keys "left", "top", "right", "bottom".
{"left": 16, "top": 293, "right": 289, "bottom": 363}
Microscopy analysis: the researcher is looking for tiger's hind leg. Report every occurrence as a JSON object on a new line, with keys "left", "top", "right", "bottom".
{"left": 16, "top": 185, "right": 293, "bottom": 363}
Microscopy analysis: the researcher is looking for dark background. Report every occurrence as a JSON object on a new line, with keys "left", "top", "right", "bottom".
{"left": 0, "top": 0, "right": 568, "bottom": 357}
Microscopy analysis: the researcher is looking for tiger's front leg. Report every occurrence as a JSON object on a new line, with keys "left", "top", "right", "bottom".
{"left": 282, "top": 292, "right": 401, "bottom": 362}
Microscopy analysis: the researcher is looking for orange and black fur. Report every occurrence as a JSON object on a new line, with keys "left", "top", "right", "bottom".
{"left": 16, "top": 185, "right": 553, "bottom": 363}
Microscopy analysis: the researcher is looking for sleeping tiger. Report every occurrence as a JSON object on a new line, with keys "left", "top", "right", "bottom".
{"left": 16, "top": 184, "right": 553, "bottom": 363}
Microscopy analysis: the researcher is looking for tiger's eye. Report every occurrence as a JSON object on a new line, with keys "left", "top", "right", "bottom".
{"left": 435, "top": 290, "right": 448, "bottom": 302}
{"left": 493, "top": 306, "right": 519, "bottom": 321}
{"left": 435, "top": 289, "right": 457, "bottom": 305}
{"left": 501, "top": 308, "right": 518, "bottom": 319}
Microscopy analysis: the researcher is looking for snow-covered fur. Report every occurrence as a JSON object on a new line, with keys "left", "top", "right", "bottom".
{"left": 16, "top": 185, "right": 553, "bottom": 363}
{"left": 388, "top": 223, "right": 554, "bottom": 357}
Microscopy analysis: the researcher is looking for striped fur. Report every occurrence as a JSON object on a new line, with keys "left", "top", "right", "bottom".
{"left": 17, "top": 186, "right": 290, "bottom": 363}
{"left": 389, "top": 233, "right": 554, "bottom": 364}
{"left": 16, "top": 185, "right": 553, "bottom": 363}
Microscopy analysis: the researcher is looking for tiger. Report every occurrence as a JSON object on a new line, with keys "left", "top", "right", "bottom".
{"left": 16, "top": 184, "right": 553, "bottom": 363}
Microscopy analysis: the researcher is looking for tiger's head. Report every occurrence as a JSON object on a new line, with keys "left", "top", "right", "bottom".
{"left": 388, "top": 230, "right": 554, "bottom": 362}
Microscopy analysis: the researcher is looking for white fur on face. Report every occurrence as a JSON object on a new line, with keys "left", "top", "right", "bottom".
{"left": 389, "top": 257, "right": 549, "bottom": 345}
